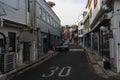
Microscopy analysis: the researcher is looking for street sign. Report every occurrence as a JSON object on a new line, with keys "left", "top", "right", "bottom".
{"left": 109, "top": 30, "right": 113, "bottom": 38}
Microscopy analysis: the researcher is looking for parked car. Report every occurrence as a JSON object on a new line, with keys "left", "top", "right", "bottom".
{"left": 56, "top": 40, "right": 70, "bottom": 52}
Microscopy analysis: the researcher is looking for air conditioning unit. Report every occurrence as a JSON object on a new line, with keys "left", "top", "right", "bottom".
{"left": 0, "top": 53, "right": 15, "bottom": 73}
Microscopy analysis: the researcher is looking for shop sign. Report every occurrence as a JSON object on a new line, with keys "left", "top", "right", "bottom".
{"left": 109, "top": 30, "right": 113, "bottom": 38}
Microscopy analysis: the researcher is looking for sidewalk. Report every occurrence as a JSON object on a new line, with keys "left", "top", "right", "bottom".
{"left": 84, "top": 48, "right": 120, "bottom": 79}
{"left": 1, "top": 51, "right": 58, "bottom": 80}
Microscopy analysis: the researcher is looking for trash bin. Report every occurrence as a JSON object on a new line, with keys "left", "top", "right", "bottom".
{"left": 103, "top": 60, "right": 111, "bottom": 69}
{"left": 103, "top": 57, "right": 111, "bottom": 69}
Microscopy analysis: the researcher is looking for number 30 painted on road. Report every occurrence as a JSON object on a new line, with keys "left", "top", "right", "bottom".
{"left": 41, "top": 66, "right": 71, "bottom": 77}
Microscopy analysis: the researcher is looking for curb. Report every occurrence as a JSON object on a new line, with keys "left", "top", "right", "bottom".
{"left": 0, "top": 75, "right": 6, "bottom": 80}
{"left": 84, "top": 48, "right": 106, "bottom": 75}
{"left": 5, "top": 52, "right": 58, "bottom": 80}
{"left": 84, "top": 48, "right": 120, "bottom": 80}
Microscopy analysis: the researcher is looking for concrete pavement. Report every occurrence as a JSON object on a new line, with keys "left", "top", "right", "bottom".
{"left": 9, "top": 44, "right": 107, "bottom": 80}
{"left": 5, "top": 52, "right": 58, "bottom": 80}
{"left": 5, "top": 44, "right": 120, "bottom": 80}
{"left": 84, "top": 48, "right": 120, "bottom": 80}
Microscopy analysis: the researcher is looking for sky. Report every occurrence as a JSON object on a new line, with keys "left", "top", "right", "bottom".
{"left": 46, "top": 0, "right": 87, "bottom": 25}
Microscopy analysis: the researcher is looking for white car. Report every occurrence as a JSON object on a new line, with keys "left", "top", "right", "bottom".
{"left": 56, "top": 41, "right": 70, "bottom": 52}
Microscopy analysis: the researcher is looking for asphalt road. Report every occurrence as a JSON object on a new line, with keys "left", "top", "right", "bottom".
{"left": 10, "top": 45, "right": 107, "bottom": 80}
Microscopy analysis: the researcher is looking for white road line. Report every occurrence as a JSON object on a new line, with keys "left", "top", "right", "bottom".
{"left": 41, "top": 66, "right": 71, "bottom": 77}
{"left": 58, "top": 66, "right": 71, "bottom": 77}
{"left": 69, "top": 49, "right": 84, "bottom": 51}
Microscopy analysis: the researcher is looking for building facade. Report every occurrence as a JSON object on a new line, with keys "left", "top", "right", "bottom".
{"left": 35, "top": 0, "right": 61, "bottom": 57}
{"left": 0, "top": 0, "right": 61, "bottom": 75}
{"left": 78, "top": 14, "right": 84, "bottom": 46}
{"left": 84, "top": 0, "right": 120, "bottom": 72}
{"left": 0, "top": 0, "right": 31, "bottom": 73}
{"left": 83, "top": 11, "right": 91, "bottom": 48}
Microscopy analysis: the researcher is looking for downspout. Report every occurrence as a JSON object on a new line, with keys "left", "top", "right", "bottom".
{"left": 0, "top": 17, "right": 3, "bottom": 27}
{"left": 25, "top": 0, "right": 27, "bottom": 24}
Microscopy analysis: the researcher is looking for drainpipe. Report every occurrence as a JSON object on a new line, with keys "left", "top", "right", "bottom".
{"left": 25, "top": 0, "right": 28, "bottom": 25}
{"left": 0, "top": 17, "right": 3, "bottom": 28}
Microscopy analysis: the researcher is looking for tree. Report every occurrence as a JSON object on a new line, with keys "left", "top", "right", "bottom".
{"left": 47, "top": 1, "right": 55, "bottom": 8}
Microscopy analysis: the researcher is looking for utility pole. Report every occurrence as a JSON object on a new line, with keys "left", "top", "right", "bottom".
{"left": 30, "top": 0, "right": 37, "bottom": 61}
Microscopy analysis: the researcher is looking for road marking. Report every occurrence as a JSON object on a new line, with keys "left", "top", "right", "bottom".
{"left": 41, "top": 67, "right": 59, "bottom": 77}
{"left": 41, "top": 66, "right": 71, "bottom": 77}
{"left": 101, "top": 75, "right": 109, "bottom": 78}
{"left": 93, "top": 64, "right": 104, "bottom": 74}
{"left": 58, "top": 66, "right": 71, "bottom": 77}
{"left": 69, "top": 49, "right": 84, "bottom": 51}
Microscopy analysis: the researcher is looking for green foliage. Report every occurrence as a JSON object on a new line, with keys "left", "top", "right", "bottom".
{"left": 102, "top": 4, "right": 113, "bottom": 13}
{"left": 70, "top": 25, "right": 78, "bottom": 28}
{"left": 47, "top": 1, "right": 55, "bottom": 8}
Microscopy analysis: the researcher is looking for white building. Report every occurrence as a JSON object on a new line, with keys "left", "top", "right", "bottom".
{"left": 78, "top": 14, "right": 84, "bottom": 46}
{"left": 84, "top": 0, "right": 120, "bottom": 72}
{"left": 0, "top": 0, "right": 31, "bottom": 74}
{"left": 35, "top": 0, "right": 61, "bottom": 58}
{"left": 0, "top": 0, "right": 61, "bottom": 77}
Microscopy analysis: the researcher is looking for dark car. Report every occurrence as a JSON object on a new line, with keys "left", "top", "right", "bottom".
{"left": 56, "top": 41, "right": 70, "bottom": 52}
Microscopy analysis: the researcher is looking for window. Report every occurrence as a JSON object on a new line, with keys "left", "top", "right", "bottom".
{"left": 81, "top": 29, "right": 83, "bottom": 34}
{"left": 8, "top": 32, "right": 16, "bottom": 52}
{"left": 39, "top": 8, "right": 42, "bottom": 18}
{"left": 55, "top": 22, "right": 57, "bottom": 27}
{"left": 46, "top": 14, "right": 50, "bottom": 23}
{"left": 36, "top": 1, "right": 57, "bottom": 27}
{"left": 36, "top": 4, "right": 42, "bottom": 18}
{"left": 0, "top": 39, "right": 4, "bottom": 53}
{"left": 53, "top": 20, "right": 55, "bottom": 27}
{"left": 78, "top": 30, "right": 80, "bottom": 35}
{"left": 28, "top": 0, "right": 30, "bottom": 12}
{"left": 94, "top": 0, "right": 97, "bottom": 8}
{"left": 48, "top": 16, "right": 50, "bottom": 24}
{"left": 42, "top": 10, "right": 46, "bottom": 21}
{"left": 0, "top": 39, "right": 4, "bottom": 47}
{"left": 50, "top": 17, "right": 53, "bottom": 25}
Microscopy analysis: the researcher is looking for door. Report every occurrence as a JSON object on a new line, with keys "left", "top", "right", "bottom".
{"left": 23, "top": 42, "right": 30, "bottom": 63}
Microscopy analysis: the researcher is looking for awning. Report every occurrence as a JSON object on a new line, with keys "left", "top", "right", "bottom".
{"left": 20, "top": 31, "right": 33, "bottom": 42}
{"left": 3, "top": 19, "right": 30, "bottom": 29}
{"left": 92, "top": 19, "right": 110, "bottom": 32}
{"left": 83, "top": 19, "right": 110, "bottom": 36}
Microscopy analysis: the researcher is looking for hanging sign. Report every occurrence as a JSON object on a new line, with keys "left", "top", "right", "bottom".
{"left": 109, "top": 30, "right": 113, "bottom": 38}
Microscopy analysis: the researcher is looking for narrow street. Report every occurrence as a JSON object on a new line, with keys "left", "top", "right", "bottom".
{"left": 10, "top": 45, "right": 109, "bottom": 80}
